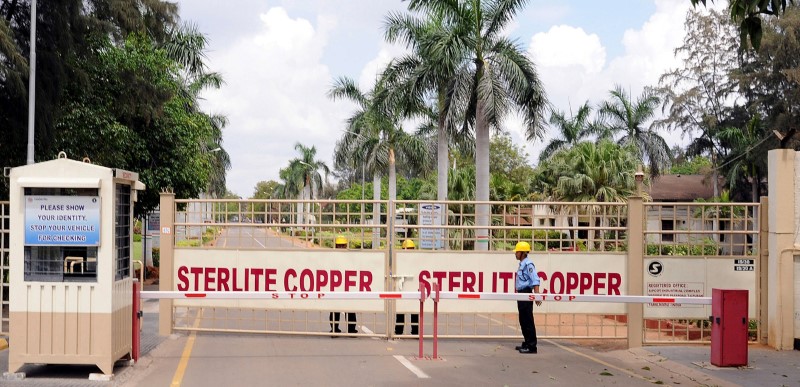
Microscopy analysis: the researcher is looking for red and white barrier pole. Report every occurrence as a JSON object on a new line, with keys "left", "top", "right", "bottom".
{"left": 141, "top": 290, "right": 711, "bottom": 305}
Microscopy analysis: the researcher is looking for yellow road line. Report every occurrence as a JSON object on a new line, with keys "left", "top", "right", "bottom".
{"left": 170, "top": 309, "right": 204, "bottom": 387}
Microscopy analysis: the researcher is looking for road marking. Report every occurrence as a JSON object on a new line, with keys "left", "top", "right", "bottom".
{"left": 477, "top": 314, "right": 520, "bottom": 332}
{"left": 473, "top": 314, "right": 654, "bottom": 382}
{"left": 170, "top": 309, "right": 204, "bottom": 387}
{"left": 247, "top": 230, "right": 266, "bottom": 248}
{"left": 543, "top": 339, "right": 654, "bottom": 383}
{"left": 360, "top": 325, "right": 382, "bottom": 341}
{"left": 393, "top": 355, "right": 430, "bottom": 379}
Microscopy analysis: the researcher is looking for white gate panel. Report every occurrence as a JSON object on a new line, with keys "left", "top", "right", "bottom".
{"left": 644, "top": 257, "right": 756, "bottom": 318}
{"left": 174, "top": 249, "right": 386, "bottom": 311}
{"left": 395, "top": 252, "right": 627, "bottom": 314}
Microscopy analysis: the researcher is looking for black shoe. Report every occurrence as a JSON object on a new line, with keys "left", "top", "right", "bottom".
{"left": 348, "top": 329, "right": 358, "bottom": 334}
{"left": 514, "top": 342, "right": 526, "bottom": 350}
{"left": 518, "top": 347, "right": 537, "bottom": 354}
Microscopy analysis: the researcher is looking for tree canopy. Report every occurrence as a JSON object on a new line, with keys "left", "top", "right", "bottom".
{"left": 0, "top": 1, "right": 228, "bottom": 214}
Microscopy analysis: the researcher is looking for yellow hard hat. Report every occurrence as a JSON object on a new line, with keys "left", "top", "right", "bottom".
{"left": 402, "top": 239, "right": 415, "bottom": 249}
{"left": 514, "top": 241, "right": 531, "bottom": 252}
{"left": 335, "top": 235, "right": 348, "bottom": 245}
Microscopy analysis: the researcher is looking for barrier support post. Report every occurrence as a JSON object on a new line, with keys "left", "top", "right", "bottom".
{"left": 418, "top": 282, "right": 425, "bottom": 358}
{"left": 433, "top": 283, "right": 440, "bottom": 359}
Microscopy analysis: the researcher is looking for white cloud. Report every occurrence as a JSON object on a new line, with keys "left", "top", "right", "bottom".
{"left": 530, "top": 25, "right": 605, "bottom": 73}
{"left": 199, "top": 7, "right": 348, "bottom": 197}
{"left": 358, "top": 43, "right": 409, "bottom": 90}
{"left": 509, "top": 0, "right": 697, "bottom": 164}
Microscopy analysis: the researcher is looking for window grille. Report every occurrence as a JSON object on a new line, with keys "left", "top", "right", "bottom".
{"left": 115, "top": 183, "right": 131, "bottom": 280}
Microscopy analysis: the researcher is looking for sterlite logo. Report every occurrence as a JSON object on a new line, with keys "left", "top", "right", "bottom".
{"left": 647, "top": 261, "right": 663, "bottom": 277}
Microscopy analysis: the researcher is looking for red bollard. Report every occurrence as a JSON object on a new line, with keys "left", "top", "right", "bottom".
{"left": 710, "top": 289, "right": 748, "bottom": 367}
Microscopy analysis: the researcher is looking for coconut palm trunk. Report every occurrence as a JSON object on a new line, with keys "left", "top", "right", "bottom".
{"left": 437, "top": 104, "right": 449, "bottom": 249}
{"left": 475, "top": 100, "right": 491, "bottom": 251}
{"left": 373, "top": 172, "right": 381, "bottom": 249}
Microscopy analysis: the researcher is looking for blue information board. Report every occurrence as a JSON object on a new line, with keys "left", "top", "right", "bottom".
{"left": 25, "top": 195, "right": 101, "bottom": 246}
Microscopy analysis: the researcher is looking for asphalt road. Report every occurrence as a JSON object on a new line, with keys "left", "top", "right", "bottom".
{"left": 3, "top": 297, "right": 798, "bottom": 386}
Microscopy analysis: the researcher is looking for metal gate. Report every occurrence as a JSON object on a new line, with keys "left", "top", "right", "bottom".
{"left": 156, "top": 195, "right": 762, "bottom": 345}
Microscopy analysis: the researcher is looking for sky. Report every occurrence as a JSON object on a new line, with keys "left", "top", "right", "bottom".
{"left": 175, "top": 0, "right": 724, "bottom": 198}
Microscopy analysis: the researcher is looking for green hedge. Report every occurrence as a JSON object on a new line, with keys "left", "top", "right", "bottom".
{"left": 646, "top": 239, "right": 719, "bottom": 256}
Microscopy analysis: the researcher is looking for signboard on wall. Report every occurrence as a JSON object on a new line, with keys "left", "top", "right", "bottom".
{"left": 147, "top": 211, "right": 161, "bottom": 235}
{"left": 24, "top": 195, "right": 101, "bottom": 246}
{"left": 644, "top": 257, "right": 756, "bottom": 318}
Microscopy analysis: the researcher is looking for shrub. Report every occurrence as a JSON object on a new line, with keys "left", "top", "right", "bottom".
{"left": 133, "top": 234, "right": 142, "bottom": 242}
{"left": 646, "top": 238, "right": 720, "bottom": 256}
{"left": 152, "top": 248, "right": 160, "bottom": 267}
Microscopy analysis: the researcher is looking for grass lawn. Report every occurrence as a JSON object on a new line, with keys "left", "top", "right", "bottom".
{"left": 134, "top": 239, "right": 143, "bottom": 265}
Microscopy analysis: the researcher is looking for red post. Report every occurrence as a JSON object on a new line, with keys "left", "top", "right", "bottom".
{"left": 418, "top": 282, "right": 425, "bottom": 358}
{"left": 132, "top": 279, "right": 141, "bottom": 362}
{"left": 433, "top": 283, "right": 439, "bottom": 359}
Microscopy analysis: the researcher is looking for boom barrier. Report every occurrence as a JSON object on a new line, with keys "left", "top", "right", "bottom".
{"left": 141, "top": 289, "right": 715, "bottom": 359}
{"left": 141, "top": 291, "right": 712, "bottom": 305}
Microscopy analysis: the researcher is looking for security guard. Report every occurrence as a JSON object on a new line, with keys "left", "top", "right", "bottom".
{"left": 330, "top": 235, "right": 358, "bottom": 336}
{"left": 395, "top": 239, "right": 419, "bottom": 335}
{"left": 513, "top": 241, "right": 541, "bottom": 354}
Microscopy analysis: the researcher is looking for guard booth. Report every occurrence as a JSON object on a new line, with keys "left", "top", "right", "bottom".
{"left": 7, "top": 154, "right": 145, "bottom": 375}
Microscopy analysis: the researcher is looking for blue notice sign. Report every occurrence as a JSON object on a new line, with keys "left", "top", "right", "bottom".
{"left": 25, "top": 195, "right": 101, "bottom": 246}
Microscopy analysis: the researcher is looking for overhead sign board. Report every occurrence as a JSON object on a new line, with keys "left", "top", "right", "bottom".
{"left": 25, "top": 195, "right": 101, "bottom": 246}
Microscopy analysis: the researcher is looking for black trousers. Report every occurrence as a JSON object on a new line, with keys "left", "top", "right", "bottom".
{"left": 395, "top": 313, "right": 419, "bottom": 335}
{"left": 329, "top": 312, "right": 357, "bottom": 332}
{"left": 516, "top": 288, "right": 537, "bottom": 349}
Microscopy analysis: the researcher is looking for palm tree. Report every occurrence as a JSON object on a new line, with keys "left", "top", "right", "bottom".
{"left": 329, "top": 73, "right": 428, "bottom": 246}
{"left": 384, "top": 10, "right": 469, "bottom": 208}
{"left": 406, "top": 0, "right": 549, "bottom": 250}
{"left": 162, "top": 23, "right": 230, "bottom": 198}
{"left": 540, "top": 101, "right": 593, "bottom": 162}
{"left": 287, "top": 143, "right": 330, "bottom": 225}
{"left": 717, "top": 115, "right": 768, "bottom": 202}
{"left": 598, "top": 85, "right": 671, "bottom": 178}
{"left": 203, "top": 114, "right": 231, "bottom": 198}
{"left": 534, "top": 140, "right": 640, "bottom": 249}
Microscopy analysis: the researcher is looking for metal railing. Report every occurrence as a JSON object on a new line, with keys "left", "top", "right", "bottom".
{"left": 173, "top": 199, "right": 629, "bottom": 252}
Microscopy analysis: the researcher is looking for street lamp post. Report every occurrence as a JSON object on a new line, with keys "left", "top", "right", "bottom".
{"left": 27, "top": 0, "right": 37, "bottom": 165}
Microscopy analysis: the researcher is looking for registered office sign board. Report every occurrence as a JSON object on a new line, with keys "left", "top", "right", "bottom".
{"left": 24, "top": 195, "right": 101, "bottom": 246}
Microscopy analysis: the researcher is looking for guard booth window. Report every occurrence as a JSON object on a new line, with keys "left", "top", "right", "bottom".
{"left": 115, "top": 183, "right": 131, "bottom": 280}
{"left": 23, "top": 187, "right": 99, "bottom": 282}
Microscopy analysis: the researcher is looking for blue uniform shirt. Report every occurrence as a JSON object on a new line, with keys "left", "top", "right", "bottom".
{"left": 515, "top": 256, "right": 540, "bottom": 291}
